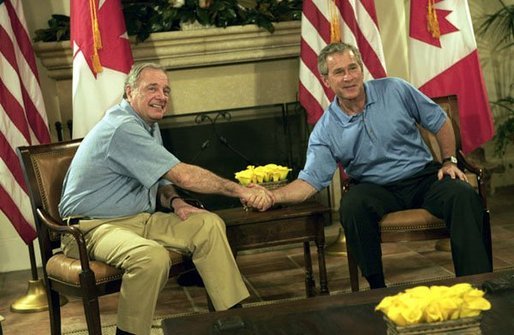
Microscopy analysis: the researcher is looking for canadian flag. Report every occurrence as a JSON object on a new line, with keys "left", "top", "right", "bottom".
{"left": 409, "top": 0, "right": 494, "bottom": 154}
{"left": 71, "top": 0, "right": 133, "bottom": 138}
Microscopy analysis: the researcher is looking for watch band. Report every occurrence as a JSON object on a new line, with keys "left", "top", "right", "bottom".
{"left": 169, "top": 196, "right": 182, "bottom": 211}
{"left": 442, "top": 156, "right": 458, "bottom": 164}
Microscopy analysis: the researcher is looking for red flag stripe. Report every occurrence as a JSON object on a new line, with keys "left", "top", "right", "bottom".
{"left": 302, "top": 0, "right": 331, "bottom": 44}
{"left": 4, "top": 1, "right": 50, "bottom": 144}
{"left": 0, "top": 130, "right": 27, "bottom": 193}
{"left": 0, "top": 77, "right": 31, "bottom": 142}
{"left": 0, "top": 186, "right": 36, "bottom": 244}
{"left": 300, "top": 39, "right": 334, "bottom": 100}
{"left": 360, "top": 0, "right": 379, "bottom": 26}
{"left": 4, "top": 0, "right": 38, "bottom": 79}
{"left": 0, "top": 0, "right": 51, "bottom": 244}
{"left": 299, "top": 83, "right": 327, "bottom": 124}
{"left": 337, "top": 0, "right": 387, "bottom": 78}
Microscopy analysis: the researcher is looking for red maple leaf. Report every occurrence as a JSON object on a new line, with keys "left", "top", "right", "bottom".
{"left": 409, "top": 0, "right": 459, "bottom": 47}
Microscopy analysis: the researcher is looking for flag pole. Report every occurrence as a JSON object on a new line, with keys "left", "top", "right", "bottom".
{"left": 10, "top": 243, "right": 67, "bottom": 313}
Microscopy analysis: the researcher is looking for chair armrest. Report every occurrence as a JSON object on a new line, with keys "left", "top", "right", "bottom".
{"left": 457, "top": 150, "right": 483, "bottom": 177}
{"left": 36, "top": 208, "right": 93, "bottom": 272}
{"left": 457, "top": 150, "right": 488, "bottom": 208}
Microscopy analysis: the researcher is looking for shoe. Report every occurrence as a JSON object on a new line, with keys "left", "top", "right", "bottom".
{"left": 177, "top": 269, "right": 205, "bottom": 287}
{"left": 116, "top": 327, "right": 135, "bottom": 335}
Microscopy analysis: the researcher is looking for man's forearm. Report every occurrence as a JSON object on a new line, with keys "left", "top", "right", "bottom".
{"left": 166, "top": 163, "right": 244, "bottom": 198}
{"left": 434, "top": 118, "right": 457, "bottom": 160}
{"left": 272, "top": 179, "right": 317, "bottom": 204}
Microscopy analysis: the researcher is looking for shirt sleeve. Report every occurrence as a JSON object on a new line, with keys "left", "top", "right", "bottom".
{"left": 298, "top": 122, "right": 338, "bottom": 191}
{"left": 107, "top": 121, "right": 180, "bottom": 189}
{"left": 399, "top": 79, "right": 447, "bottom": 134}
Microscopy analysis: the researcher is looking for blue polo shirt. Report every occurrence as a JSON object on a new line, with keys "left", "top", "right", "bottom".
{"left": 59, "top": 100, "right": 179, "bottom": 218}
{"left": 298, "top": 77, "right": 447, "bottom": 190}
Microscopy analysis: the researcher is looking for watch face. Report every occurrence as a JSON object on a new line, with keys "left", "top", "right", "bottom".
{"left": 443, "top": 156, "right": 457, "bottom": 164}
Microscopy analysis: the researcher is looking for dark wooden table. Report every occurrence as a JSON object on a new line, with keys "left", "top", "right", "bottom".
{"left": 162, "top": 270, "right": 514, "bottom": 335}
{"left": 214, "top": 201, "right": 331, "bottom": 297}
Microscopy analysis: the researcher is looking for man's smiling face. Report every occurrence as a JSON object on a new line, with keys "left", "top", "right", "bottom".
{"left": 321, "top": 50, "right": 365, "bottom": 102}
{"left": 126, "top": 67, "right": 170, "bottom": 124}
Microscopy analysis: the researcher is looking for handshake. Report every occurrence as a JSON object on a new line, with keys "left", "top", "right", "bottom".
{"left": 235, "top": 164, "right": 290, "bottom": 211}
{"left": 239, "top": 183, "right": 276, "bottom": 211}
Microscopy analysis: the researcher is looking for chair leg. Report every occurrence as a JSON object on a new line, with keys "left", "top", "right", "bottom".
{"left": 207, "top": 294, "right": 215, "bottom": 312}
{"left": 483, "top": 210, "right": 493, "bottom": 269}
{"left": 79, "top": 271, "right": 102, "bottom": 335}
{"left": 46, "top": 286, "right": 62, "bottom": 335}
{"left": 303, "top": 242, "right": 316, "bottom": 297}
{"left": 347, "top": 247, "right": 360, "bottom": 292}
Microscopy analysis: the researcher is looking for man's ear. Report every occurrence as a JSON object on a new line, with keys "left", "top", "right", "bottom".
{"left": 320, "top": 75, "right": 330, "bottom": 88}
{"left": 125, "top": 86, "right": 132, "bottom": 100}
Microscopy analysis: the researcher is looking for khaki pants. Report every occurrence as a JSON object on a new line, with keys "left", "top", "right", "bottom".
{"left": 62, "top": 212, "right": 249, "bottom": 335}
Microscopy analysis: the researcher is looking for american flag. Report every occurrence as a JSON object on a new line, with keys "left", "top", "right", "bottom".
{"left": 0, "top": 0, "right": 51, "bottom": 244}
{"left": 299, "top": 0, "right": 387, "bottom": 124}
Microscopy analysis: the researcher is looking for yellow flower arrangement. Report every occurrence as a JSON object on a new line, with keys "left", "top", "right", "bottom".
{"left": 234, "top": 164, "right": 291, "bottom": 186}
{"left": 375, "top": 283, "right": 491, "bottom": 326}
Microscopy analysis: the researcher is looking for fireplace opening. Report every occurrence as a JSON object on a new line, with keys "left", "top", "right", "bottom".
{"left": 161, "top": 102, "right": 309, "bottom": 210}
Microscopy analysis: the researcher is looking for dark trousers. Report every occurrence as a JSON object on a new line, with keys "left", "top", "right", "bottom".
{"left": 339, "top": 162, "right": 492, "bottom": 279}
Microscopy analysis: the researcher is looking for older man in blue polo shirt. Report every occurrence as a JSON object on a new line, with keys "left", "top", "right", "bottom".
{"left": 59, "top": 62, "right": 274, "bottom": 335}
{"left": 252, "top": 42, "right": 492, "bottom": 290}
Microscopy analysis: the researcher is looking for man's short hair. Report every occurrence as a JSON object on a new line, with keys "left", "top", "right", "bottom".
{"left": 123, "top": 63, "right": 166, "bottom": 98}
{"left": 317, "top": 42, "right": 364, "bottom": 76}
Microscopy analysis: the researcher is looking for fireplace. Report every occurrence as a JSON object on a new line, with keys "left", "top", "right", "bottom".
{"left": 160, "top": 102, "right": 309, "bottom": 210}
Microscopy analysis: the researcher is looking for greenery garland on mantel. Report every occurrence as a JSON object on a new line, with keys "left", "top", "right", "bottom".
{"left": 33, "top": 0, "right": 302, "bottom": 43}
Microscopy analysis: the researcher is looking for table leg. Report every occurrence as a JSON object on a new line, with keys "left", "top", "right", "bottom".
{"left": 303, "top": 242, "right": 315, "bottom": 297}
{"left": 316, "top": 240, "right": 329, "bottom": 295}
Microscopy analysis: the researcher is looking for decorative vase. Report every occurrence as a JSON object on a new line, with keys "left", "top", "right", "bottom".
{"left": 383, "top": 315, "right": 482, "bottom": 335}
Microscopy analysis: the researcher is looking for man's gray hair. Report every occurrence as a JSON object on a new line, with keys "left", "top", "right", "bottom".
{"left": 317, "top": 42, "right": 364, "bottom": 76}
{"left": 123, "top": 63, "right": 166, "bottom": 98}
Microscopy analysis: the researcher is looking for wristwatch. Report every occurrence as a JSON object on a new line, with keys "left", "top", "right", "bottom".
{"left": 442, "top": 155, "right": 458, "bottom": 165}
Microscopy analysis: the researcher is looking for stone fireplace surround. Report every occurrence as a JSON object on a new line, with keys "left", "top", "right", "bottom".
{"left": 33, "top": 21, "right": 302, "bottom": 130}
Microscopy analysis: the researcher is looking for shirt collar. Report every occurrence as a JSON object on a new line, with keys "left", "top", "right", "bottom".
{"left": 119, "top": 99, "right": 155, "bottom": 135}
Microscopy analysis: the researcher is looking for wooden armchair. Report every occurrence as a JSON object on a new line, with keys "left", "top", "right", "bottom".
{"left": 17, "top": 139, "right": 194, "bottom": 335}
{"left": 344, "top": 95, "right": 493, "bottom": 292}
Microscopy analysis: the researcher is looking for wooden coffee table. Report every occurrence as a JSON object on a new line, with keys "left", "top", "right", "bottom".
{"left": 162, "top": 270, "right": 514, "bottom": 335}
{"left": 214, "top": 201, "right": 331, "bottom": 297}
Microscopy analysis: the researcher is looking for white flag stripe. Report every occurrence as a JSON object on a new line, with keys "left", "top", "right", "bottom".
{"left": 299, "top": 61, "right": 330, "bottom": 108}
{"left": 0, "top": 159, "right": 34, "bottom": 226}
{"left": 0, "top": 104, "right": 29, "bottom": 155}
{"left": 311, "top": 0, "right": 331, "bottom": 22}
{"left": 301, "top": 15, "right": 327, "bottom": 56}
{"left": 0, "top": 54, "right": 24, "bottom": 110}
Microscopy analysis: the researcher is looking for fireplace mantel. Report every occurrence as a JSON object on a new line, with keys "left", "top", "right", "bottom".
{"left": 34, "top": 21, "right": 301, "bottom": 80}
